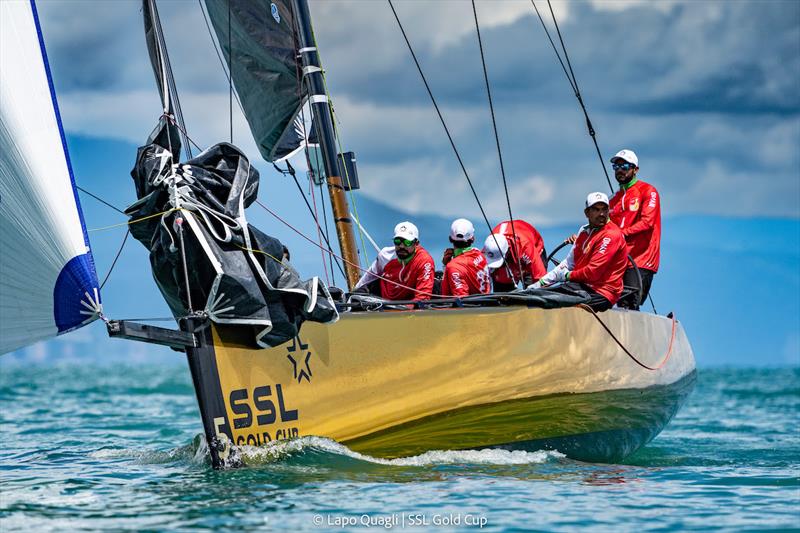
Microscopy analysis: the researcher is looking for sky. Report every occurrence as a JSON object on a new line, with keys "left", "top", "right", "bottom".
{"left": 3, "top": 0, "right": 799, "bottom": 366}
{"left": 37, "top": 0, "right": 800, "bottom": 224}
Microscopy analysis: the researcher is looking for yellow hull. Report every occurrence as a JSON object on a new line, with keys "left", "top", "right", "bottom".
{"left": 193, "top": 306, "right": 695, "bottom": 465}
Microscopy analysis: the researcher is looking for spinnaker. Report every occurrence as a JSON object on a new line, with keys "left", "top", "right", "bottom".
{"left": 0, "top": 0, "right": 101, "bottom": 354}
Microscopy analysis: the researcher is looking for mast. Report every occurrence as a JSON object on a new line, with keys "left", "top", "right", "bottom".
{"left": 292, "top": 0, "right": 361, "bottom": 290}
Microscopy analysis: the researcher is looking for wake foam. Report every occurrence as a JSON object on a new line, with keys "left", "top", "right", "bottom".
{"left": 89, "top": 435, "right": 564, "bottom": 468}
{"left": 234, "top": 436, "right": 563, "bottom": 467}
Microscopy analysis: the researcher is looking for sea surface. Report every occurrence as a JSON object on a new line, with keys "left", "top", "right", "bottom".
{"left": 0, "top": 365, "right": 797, "bottom": 531}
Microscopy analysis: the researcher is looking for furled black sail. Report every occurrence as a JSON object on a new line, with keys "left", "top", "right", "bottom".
{"left": 128, "top": 119, "right": 338, "bottom": 347}
{"left": 204, "top": 0, "right": 313, "bottom": 162}
{"left": 130, "top": 0, "right": 337, "bottom": 348}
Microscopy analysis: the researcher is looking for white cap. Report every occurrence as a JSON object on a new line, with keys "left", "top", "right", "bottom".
{"left": 585, "top": 191, "right": 609, "bottom": 208}
{"left": 611, "top": 149, "right": 638, "bottom": 167}
{"left": 482, "top": 234, "right": 509, "bottom": 269}
{"left": 449, "top": 218, "right": 475, "bottom": 241}
{"left": 393, "top": 221, "right": 419, "bottom": 241}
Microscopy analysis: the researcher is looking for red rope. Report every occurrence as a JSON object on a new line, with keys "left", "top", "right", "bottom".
{"left": 578, "top": 304, "right": 677, "bottom": 371}
{"left": 254, "top": 199, "right": 437, "bottom": 298}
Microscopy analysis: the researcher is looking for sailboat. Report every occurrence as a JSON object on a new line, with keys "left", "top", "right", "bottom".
{"left": 1, "top": 0, "right": 696, "bottom": 470}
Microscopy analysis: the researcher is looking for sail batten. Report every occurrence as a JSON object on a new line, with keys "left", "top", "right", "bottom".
{"left": 0, "top": 0, "right": 101, "bottom": 354}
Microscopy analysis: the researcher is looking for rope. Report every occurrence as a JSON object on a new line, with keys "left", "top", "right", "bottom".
{"left": 197, "top": 0, "right": 245, "bottom": 114}
{"left": 471, "top": 1, "right": 524, "bottom": 282}
{"left": 529, "top": 0, "right": 612, "bottom": 193}
{"left": 147, "top": 0, "right": 192, "bottom": 160}
{"left": 276, "top": 162, "right": 347, "bottom": 279}
{"left": 319, "top": 180, "right": 337, "bottom": 285}
{"left": 100, "top": 230, "right": 129, "bottom": 290}
{"left": 308, "top": 170, "right": 331, "bottom": 286}
{"left": 309, "top": 37, "right": 370, "bottom": 266}
{"left": 254, "top": 199, "right": 437, "bottom": 298}
{"left": 532, "top": 1, "right": 660, "bottom": 312}
{"left": 233, "top": 243, "right": 285, "bottom": 266}
{"left": 87, "top": 208, "right": 179, "bottom": 232}
{"left": 388, "top": 0, "right": 511, "bottom": 284}
{"left": 76, "top": 186, "right": 126, "bottom": 214}
{"left": 577, "top": 304, "right": 676, "bottom": 371}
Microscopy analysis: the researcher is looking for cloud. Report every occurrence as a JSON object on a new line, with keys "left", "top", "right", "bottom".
{"left": 32, "top": 0, "right": 799, "bottom": 223}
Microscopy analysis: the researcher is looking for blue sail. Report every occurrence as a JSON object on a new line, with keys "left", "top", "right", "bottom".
{"left": 0, "top": 0, "right": 101, "bottom": 354}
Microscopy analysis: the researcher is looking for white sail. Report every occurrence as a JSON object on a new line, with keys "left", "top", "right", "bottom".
{"left": 0, "top": 0, "right": 101, "bottom": 354}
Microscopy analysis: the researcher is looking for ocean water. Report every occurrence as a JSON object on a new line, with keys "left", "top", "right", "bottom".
{"left": 0, "top": 365, "right": 797, "bottom": 531}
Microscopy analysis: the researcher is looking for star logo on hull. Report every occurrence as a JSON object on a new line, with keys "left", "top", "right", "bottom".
{"left": 286, "top": 336, "right": 312, "bottom": 383}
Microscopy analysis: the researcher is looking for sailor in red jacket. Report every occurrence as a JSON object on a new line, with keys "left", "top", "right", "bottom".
{"left": 608, "top": 149, "right": 661, "bottom": 310}
{"left": 534, "top": 192, "right": 628, "bottom": 311}
{"left": 353, "top": 221, "right": 434, "bottom": 301}
{"left": 481, "top": 220, "right": 547, "bottom": 291}
{"left": 440, "top": 218, "right": 491, "bottom": 297}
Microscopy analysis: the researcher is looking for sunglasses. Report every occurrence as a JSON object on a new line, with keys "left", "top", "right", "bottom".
{"left": 612, "top": 162, "right": 635, "bottom": 171}
{"left": 393, "top": 237, "right": 415, "bottom": 247}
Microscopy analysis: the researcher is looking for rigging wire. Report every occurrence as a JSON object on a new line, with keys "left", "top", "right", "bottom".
{"left": 77, "top": 186, "right": 126, "bottom": 214}
{"left": 306, "top": 25, "right": 370, "bottom": 267}
{"left": 274, "top": 162, "right": 347, "bottom": 280}
{"left": 198, "top": 0, "right": 345, "bottom": 281}
{"left": 318, "top": 181, "right": 337, "bottom": 284}
{"left": 388, "top": 0, "right": 515, "bottom": 284}
{"left": 254, "top": 199, "right": 437, "bottom": 298}
{"left": 308, "top": 170, "right": 332, "bottom": 285}
{"left": 148, "top": 0, "right": 192, "bottom": 160}
{"left": 75, "top": 186, "right": 130, "bottom": 290}
{"left": 100, "top": 230, "right": 129, "bottom": 290}
{"left": 227, "top": 0, "right": 233, "bottom": 144}
{"left": 144, "top": 0, "right": 195, "bottom": 311}
{"left": 292, "top": 4, "right": 368, "bottom": 273}
{"left": 197, "top": 0, "right": 245, "bottom": 113}
{"left": 529, "top": 0, "right": 612, "bottom": 192}
{"left": 531, "top": 0, "right": 657, "bottom": 313}
{"left": 471, "top": 1, "right": 524, "bottom": 283}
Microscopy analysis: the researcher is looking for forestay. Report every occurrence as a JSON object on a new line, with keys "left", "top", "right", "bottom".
{"left": 0, "top": 0, "right": 101, "bottom": 354}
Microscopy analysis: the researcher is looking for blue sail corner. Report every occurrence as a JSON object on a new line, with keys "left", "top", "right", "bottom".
{"left": 54, "top": 254, "right": 101, "bottom": 333}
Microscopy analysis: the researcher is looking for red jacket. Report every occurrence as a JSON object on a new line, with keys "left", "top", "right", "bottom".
{"left": 441, "top": 248, "right": 491, "bottom": 297}
{"left": 609, "top": 179, "right": 661, "bottom": 272}
{"left": 491, "top": 220, "right": 547, "bottom": 285}
{"left": 569, "top": 221, "right": 628, "bottom": 304}
{"left": 379, "top": 246, "right": 435, "bottom": 301}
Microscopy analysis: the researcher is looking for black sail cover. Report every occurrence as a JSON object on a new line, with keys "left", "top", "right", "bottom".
{"left": 127, "top": 118, "right": 338, "bottom": 348}
{"left": 204, "top": 0, "right": 311, "bottom": 162}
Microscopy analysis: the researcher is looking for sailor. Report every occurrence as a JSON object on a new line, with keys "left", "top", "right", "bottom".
{"left": 481, "top": 220, "right": 547, "bottom": 291}
{"left": 440, "top": 218, "right": 491, "bottom": 297}
{"left": 353, "top": 221, "right": 434, "bottom": 301}
{"left": 608, "top": 149, "right": 661, "bottom": 310}
{"left": 533, "top": 192, "right": 628, "bottom": 312}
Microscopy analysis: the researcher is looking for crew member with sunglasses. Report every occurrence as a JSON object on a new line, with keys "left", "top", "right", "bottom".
{"left": 608, "top": 149, "right": 661, "bottom": 310}
{"left": 353, "top": 221, "right": 435, "bottom": 301}
{"left": 440, "top": 218, "right": 491, "bottom": 297}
